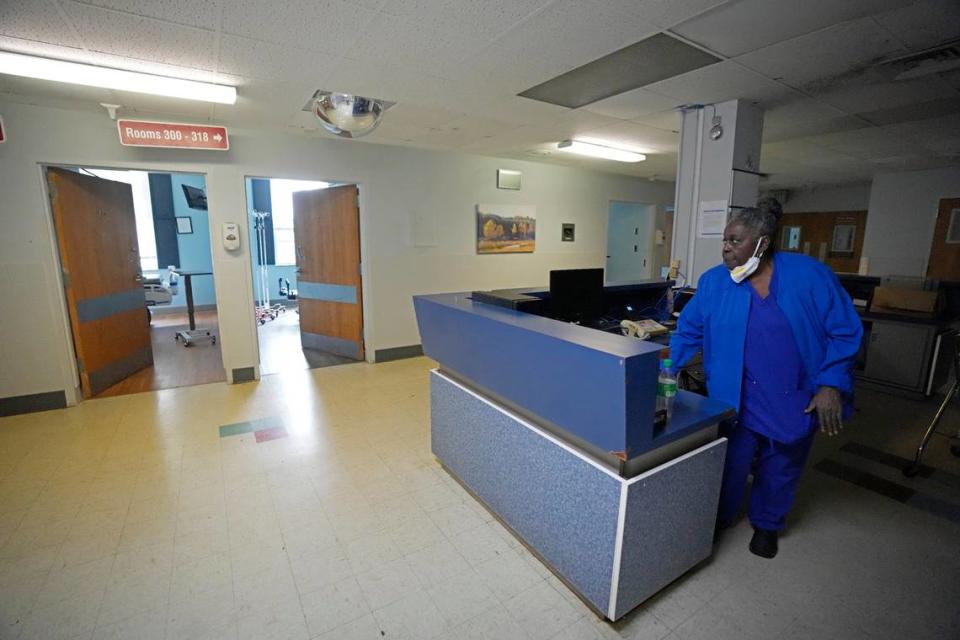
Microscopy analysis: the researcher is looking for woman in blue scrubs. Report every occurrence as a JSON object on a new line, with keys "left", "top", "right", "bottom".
{"left": 670, "top": 202, "right": 862, "bottom": 558}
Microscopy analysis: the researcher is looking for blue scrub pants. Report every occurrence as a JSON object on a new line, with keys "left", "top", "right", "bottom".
{"left": 717, "top": 421, "right": 815, "bottom": 531}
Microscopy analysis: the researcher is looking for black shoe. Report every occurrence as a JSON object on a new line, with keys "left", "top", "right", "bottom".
{"left": 749, "top": 527, "right": 778, "bottom": 559}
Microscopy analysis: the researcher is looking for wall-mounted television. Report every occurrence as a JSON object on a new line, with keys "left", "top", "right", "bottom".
{"left": 182, "top": 184, "right": 207, "bottom": 210}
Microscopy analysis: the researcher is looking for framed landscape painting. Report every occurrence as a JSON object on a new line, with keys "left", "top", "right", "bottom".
{"left": 476, "top": 204, "right": 536, "bottom": 254}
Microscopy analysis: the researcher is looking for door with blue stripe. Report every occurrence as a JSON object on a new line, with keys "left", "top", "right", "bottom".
{"left": 47, "top": 168, "right": 153, "bottom": 397}
{"left": 292, "top": 185, "right": 364, "bottom": 360}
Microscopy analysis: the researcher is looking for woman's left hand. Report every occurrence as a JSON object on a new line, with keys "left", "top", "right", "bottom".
{"left": 805, "top": 386, "right": 843, "bottom": 436}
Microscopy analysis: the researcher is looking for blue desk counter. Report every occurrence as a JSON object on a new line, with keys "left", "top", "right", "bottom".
{"left": 414, "top": 292, "right": 732, "bottom": 468}
{"left": 414, "top": 291, "right": 733, "bottom": 620}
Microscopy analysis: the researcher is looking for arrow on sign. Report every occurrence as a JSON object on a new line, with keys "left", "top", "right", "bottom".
{"left": 213, "top": 133, "right": 223, "bottom": 142}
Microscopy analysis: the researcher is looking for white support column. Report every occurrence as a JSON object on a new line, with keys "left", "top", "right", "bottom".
{"left": 671, "top": 100, "right": 764, "bottom": 285}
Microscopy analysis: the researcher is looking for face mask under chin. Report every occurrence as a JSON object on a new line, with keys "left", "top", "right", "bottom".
{"left": 729, "top": 238, "right": 765, "bottom": 284}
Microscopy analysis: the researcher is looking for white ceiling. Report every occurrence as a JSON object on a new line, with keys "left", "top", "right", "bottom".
{"left": 0, "top": 0, "right": 958, "bottom": 188}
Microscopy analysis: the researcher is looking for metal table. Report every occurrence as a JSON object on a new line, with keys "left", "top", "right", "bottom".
{"left": 170, "top": 269, "right": 216, "bottom": 347}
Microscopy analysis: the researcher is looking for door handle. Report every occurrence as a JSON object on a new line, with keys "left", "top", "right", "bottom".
{"left": 134, "top": 273, "right": 144, "bottom": 283}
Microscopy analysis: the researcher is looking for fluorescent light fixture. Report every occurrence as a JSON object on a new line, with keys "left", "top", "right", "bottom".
{"left": 0, "top": 51, "right": 236, "bottom": 104}
{"left": 557, "top": 139, "right": 646, "bottom": 163}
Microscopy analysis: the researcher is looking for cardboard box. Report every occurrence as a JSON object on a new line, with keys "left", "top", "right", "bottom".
{"left": 871, "top": 286, "right": 941, "bottom": 315}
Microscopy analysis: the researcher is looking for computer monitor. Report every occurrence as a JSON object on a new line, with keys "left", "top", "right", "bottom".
{"left": 549, "top": 268, "right": 605, "bottom": 323}
{"left": 181, "top": 184, "right": 208, "bottom": 210}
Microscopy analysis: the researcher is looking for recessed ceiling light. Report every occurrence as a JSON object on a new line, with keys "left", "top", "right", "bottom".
{"left": 0, "top": 51, "right": 237, "bottom": 104}
{"left": 557, "top": 140, "right": 647, "bottom": 163}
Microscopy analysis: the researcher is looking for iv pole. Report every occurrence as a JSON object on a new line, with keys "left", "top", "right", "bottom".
{"left": 251, "top": 210, "right": 283, "bottom": 325}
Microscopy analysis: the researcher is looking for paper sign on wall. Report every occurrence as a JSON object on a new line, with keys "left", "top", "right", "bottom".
{"left": 698, "top": 200, "right": 728, "bottom": 237}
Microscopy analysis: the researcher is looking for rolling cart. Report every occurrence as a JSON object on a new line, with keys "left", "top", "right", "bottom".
{"left": 170, "top": 269, "right": 216, "bottom": 347}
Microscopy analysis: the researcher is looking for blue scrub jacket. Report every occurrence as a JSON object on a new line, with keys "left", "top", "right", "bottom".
{"left": 670, "top": 251, "right": 863, "bottom": 417}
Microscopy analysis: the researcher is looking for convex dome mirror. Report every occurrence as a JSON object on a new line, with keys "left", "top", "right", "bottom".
{"left": 312, "top": 92, "right": 388, "bottom": 139}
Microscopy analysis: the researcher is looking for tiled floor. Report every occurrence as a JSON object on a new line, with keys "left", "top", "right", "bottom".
{"left": 257, "top": 309, "right": 354, "bottom": 376}
{"left": 0, "top": 357, "right": 958, "bottom": 640}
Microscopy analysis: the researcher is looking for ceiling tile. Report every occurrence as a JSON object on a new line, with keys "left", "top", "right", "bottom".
{"left": 379, "top": 0, "right": 554, "bottom": 40}
{"left": 374, "top": 103, "right": 463, "bottom": 130}
{"left": 602, "top": 0, "right": 731, "bottom": 29}
{"left": 69, "top": 0, "right": 223, "bottom": 30}
{"left": 631, "top": 109, "right": 682, "bottom": 132}
{"left": 764, "top": 96, "right": 847, "bottom": 123}
{"left": 762, "top": 140, "right": 858, "bottom": 165}
{"left": 812, "top": 68, "right": 959, "bottom": 114}
{"left": 873, "top": 0, "right": 960, "bottom": 51}
{"left": 352, "top": 12, "right": 489, "bottom": 77}
{"left": 672, "top": 0, "right": 913, "bottom": 57}
{"left": 644, "top": 60, "right": 790, "bottom": 105}
{"left": 735, "top": 17, "right": 908, "bottom": 93}
{"left": 61, "top": 1, "right": 218, "bottom": 70}
{"left": 473, "top": 0, "right": 661, "bottom": 89}
{"left": 804, "top": 127, "right": 913, "bottom": 159}
{"left": 582, "top": 87, "right": 681, "bottom": 120}
{"left": 857, "top": 96, "right": 960, "bottom": 126}
{"left": 219, "top": 79, "right": 320, "bottom": 127}
{"left": 880, "top": 113, "right": 960, "bottom": 139}
{"left": 222, "top": 0, "right": 377, "bottom": 53}
{"left": 762, "top": 115, "right": 869, "bottom": 143}
{"left": 411, "top": 114, "right": 523, "bottom": 148}
{"left": 0, "top": 0, "right": 84, "bottom": 48}
{"left": 870, "top": 155, "right": 960, "bottom": 172}
{"left": 218, "top": 35, "right": 329, "bottom": 84}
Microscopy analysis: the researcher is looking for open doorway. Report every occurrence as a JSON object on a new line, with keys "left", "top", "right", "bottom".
{"left": 46, "top": 166, "right": 224, "bottom": 399}
{"left": 245, "top": 177, "right": 365, "bottom": 376}
{"left": 606, "top": 201, "right": 656, "bottom": 283}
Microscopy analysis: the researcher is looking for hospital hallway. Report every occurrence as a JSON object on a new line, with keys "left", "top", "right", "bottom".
{"left": 96, "top": 311, "right": 226, "bottom": 399}
{"left": 0, "top": 357, "right": 956, "bottom": 640}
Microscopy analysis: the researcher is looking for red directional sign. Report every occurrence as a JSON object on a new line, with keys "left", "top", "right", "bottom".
{"left": 117, "top": 120, "right": 229, "bottom": 150}
{"left": 0, "top": 116, "right": 5, "bottom": 144}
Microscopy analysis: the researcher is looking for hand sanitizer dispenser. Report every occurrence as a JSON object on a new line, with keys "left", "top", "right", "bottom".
{"left": 222, "top": 222, "right": 240, "bottom": 251}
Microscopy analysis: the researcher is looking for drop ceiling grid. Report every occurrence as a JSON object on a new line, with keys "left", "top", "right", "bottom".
{"left": 217, "top": 35, "right": 331, "bottom": 84}
{"left": 376, "top": 0, "right": 556, "bottom": 41}
{"left": 811, "top": 71, "right": 960, "bottom": 115}
{"left": 0, "top": 0, "right": 955, "bottom": 189}
{"left": 602, "top": 0, "right": 734, "bottom": 30}
{"left": 670, "top": 0, "right": 915, "bottom": 58}
{"left": 733, "top": 16, "right": 909, "bottom": 93}
{"left": 68, "top": 0, "right": 225, "bottom": 31}
{"left": 220, "top": 0, "right": 378, "bottom": 51}
{"left": 582, "top": 88, "right": 684, "bottom": 121}
{"left": 59, "top": 0, "right": 220, "bottom": 71}
{"left": 0, "top": 0, "right": 86, "bottom": 49}
{"left": 873, "top": 0, "right": 960, "bottom": 50}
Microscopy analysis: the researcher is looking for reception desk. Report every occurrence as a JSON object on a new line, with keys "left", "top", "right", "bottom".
{"left": 414, "top": 291, "right": 734, "bottom": 621}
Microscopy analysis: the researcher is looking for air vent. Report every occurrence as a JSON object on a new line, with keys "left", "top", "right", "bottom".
{"left": 876, "top": 40, "right": 960, "bottom": 81}
{"left": 518, "top": 33, "right": 721, "bottom": 109}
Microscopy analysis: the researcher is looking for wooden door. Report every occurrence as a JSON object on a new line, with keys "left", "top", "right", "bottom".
{"left": 47, "top": 168, "right": 153, "bottom": 397}
{"left": 293, "top": 185, "right": 364, "bottom": 360}
{"left": 926, "top": 198, "right": 960, "bottom": 281}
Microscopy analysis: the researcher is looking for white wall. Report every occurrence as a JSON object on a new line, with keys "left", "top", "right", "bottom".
{"left": 861, "top": 167, "right": 960, "bottom": 278}
{"left": 777, "top": 183, "right": 872, "bottom": 213}
{"left": 0, "top": 100, "right": 675, "bottom": 403}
